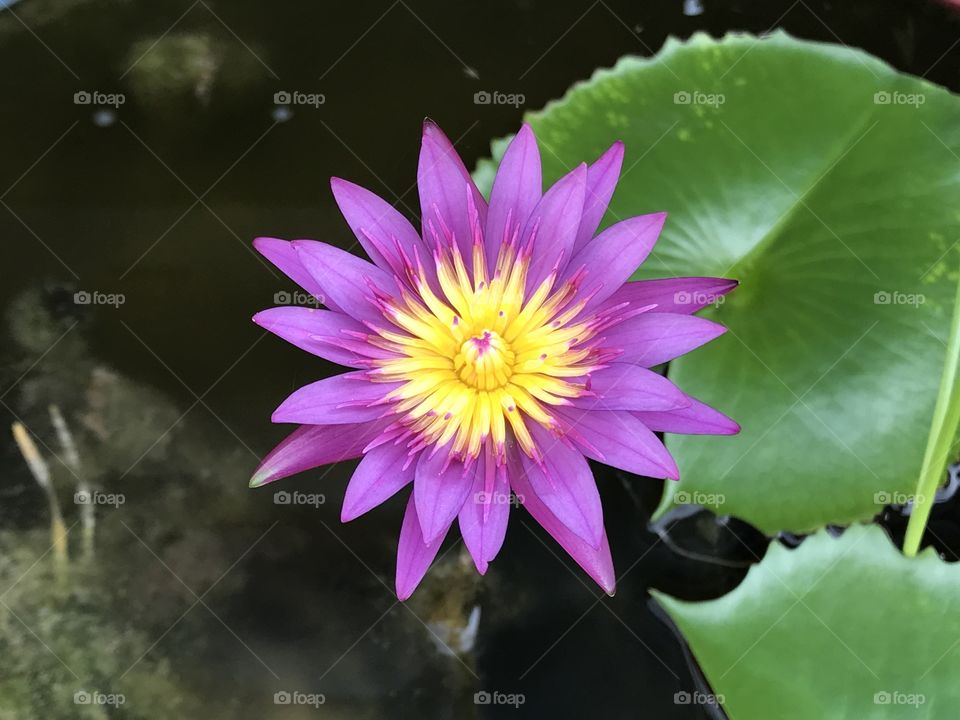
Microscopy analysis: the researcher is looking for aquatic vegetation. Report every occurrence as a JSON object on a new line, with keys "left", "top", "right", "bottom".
{"left": 250, "top": 121, "right": 737, "bottom": 598}
{"left": 484, "top": 31, "right": 960, "bottom": 534}
{"left": 510, "top": 32, "right": 960, "bottom": 719}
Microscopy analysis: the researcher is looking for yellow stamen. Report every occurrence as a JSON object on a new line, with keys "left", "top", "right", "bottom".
{"left": 374, "top": 235, "right": 603, "bottom": 463}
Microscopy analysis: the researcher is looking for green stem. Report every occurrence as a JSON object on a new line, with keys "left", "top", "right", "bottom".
{"left": 904, "top": 270, "right": 960, "bottom": 557}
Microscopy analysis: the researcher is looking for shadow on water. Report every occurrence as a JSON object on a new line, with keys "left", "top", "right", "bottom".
{"left": 2, "top": 0, "right": 960, "bottom": 717}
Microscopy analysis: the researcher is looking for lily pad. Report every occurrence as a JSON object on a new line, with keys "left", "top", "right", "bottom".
{"left": 653, "top": 525, "right": 960, "bottom": 719}
{"left": 476, "top": 32, "right": 960, "bottom": 533}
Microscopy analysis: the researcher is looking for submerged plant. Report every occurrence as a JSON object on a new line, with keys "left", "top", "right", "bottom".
{"left": 250, "top": 122, "right": 737, "bottom": 598}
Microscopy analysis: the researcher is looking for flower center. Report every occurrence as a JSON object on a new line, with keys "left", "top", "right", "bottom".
{"left": 365, "top": 218, "right": 622, "bottom": 464}
{"left": 454, "top": 330, "right": 515, "bottom": 390}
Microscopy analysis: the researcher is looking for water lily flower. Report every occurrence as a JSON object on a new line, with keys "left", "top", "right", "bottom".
{"left": 250, "top": 121, "right": 738, "bottom": 599}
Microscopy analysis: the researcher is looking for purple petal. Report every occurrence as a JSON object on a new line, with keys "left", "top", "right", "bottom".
{"left": 571, "top": 364, "right": 690, "bottom": 412}
{"left": 330, "top": 177, "right": 429, "bottom": 279}
{"left": 520, "top": 422, "right": 603, "bottom": 548}
{"left": 596, "top": 277, "right": 738, "bottom": 315}
{"left": 341, "top": 442, "right": 417, "bottom": 521}
{"left": 414, "top": 448, "right": 475, "bottom": 544}
{"left": 249, "top": 421, "right": 389, "bottom": 488}
{"left": 634, "top": 397, "right": 740, "bottom": 436}
{"left": 565, "top": 212, "right": 666, "bottom": 310}
{"left": 508, "top": 447, "right": 615, "bottom": 595}
{"left": 553, "top": 406, "right": 679, "bottom": 480}
{"left": 418, "top": 120, "right": 488, "bottom": 265}
{"left": 253, "top": 237, "right": 344, "bottom": 314}
{"left": 573, "top": 141, "right": 624, "bottom": 254}
{"left": 603, "top": 313, "right": 727, "bottom": 367}
{"left": 293, "top": 240, "right": 396, "bottom": 325}
{"left": 252, "top": 307, "right": 382, "bottom": 368}
{"left": 485, "top": 124, "right": 541, "bottom": 269}
{"left": 523, "top": 164, "right": 586, "bottom": 294}
{"left": 272, "top": 371, "right": 401, "bottom": 425}
{"left": 396, "top": 494, "right": 448, "bottom": 600}
{"left": 458, "top": 449, "right": 510, "bottom": 573}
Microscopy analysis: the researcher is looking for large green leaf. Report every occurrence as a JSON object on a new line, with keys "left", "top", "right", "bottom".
{"left": 653, "top": 525, "right": 960, "bottom": 719}
{"left": 476, "top": 32, "right": 960, "bottom": 533}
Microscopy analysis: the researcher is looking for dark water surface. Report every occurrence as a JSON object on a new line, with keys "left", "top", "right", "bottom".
{"left": 2, "top": 1, "right": 960, "bottom": 718}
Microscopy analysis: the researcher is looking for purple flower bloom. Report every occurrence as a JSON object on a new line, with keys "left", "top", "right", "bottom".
{"left": 250, "top": 121, "right": 738, "bottom": 599}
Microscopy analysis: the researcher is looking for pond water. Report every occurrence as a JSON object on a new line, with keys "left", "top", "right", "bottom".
{"left": 2, "top": 1, "right": 959, "bottom": 717}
